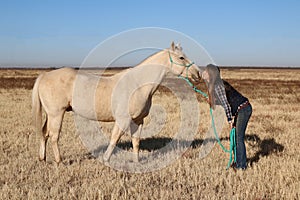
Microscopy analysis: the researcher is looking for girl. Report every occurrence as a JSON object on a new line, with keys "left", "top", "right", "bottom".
{"left": 201, "top": 64, "right": 252, "bottom": 170}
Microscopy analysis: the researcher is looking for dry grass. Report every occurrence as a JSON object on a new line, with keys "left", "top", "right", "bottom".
{"left": 0, "top": 68, "right": 299, "bottom": 199}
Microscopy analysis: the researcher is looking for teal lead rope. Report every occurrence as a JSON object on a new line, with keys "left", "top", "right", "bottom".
{"left": 210, "top": 108, "right": 237, "bottom": 169}
{"left": 179, "top": 76, "right": 236, "bottom": 169}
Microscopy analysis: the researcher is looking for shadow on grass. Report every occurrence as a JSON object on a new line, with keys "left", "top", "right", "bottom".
{"left": 68, "top": 134, "right": 284, "bottom": 166}
{"left": 117, "top": 137, "right": 173, "bottom": 151}
{"left": 116, "top": 134, "right": 284, "bottom": 166}
{"left": 83, "top": 137, "right": 205, "bottom": 160}
{"left": 116, "top": 137, "right": 205, "bottom": 151}
{"left": 246, "top": 134, "right": 284, "bottom": 166}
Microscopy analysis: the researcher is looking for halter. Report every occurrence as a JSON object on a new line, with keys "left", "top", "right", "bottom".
{"left": 168, "top": 51, "right": 194, "bottom": 78}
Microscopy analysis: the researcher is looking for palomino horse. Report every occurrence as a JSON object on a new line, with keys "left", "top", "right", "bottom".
{"left": 32, "top": 42, "right": 200, "bottom": 163}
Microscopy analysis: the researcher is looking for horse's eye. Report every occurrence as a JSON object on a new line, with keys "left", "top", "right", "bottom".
{"left": 179, "top": 56, "right": 185, "bottom": 60}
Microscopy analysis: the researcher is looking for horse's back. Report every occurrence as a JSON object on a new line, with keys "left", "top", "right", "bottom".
{"left": 43, "top": 67, "right": 77, "bottom": 80}
{"left": 72, "top": 71, "right": 122, "bottom": 121}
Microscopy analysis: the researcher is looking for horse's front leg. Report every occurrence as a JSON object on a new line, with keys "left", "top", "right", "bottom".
{"left": 103, "top": 123, "right": 124, "bottom": 162}
{"left": 132, "top": 121, "right": 143, "bottom": 162}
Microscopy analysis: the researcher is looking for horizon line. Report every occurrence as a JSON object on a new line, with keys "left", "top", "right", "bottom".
{"left": 1, "top": 65, "right": 300, "bottom": 70}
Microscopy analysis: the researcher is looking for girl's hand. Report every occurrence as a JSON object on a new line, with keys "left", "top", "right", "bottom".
{"left": 228, "top": 121, "right": 234, "bottom": 139}
{"left": 205, "top": 97, "right": 209, "bottom": 104}
{"left": 229, "top": 116, "right": 235, "bottom": 129}
{"left": 229, "top": 121, "right": 234, "bottom": 129}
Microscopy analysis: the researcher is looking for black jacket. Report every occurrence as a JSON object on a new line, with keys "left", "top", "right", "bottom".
{"left": 223, "top": 80, "right": 249, "bottom": 116}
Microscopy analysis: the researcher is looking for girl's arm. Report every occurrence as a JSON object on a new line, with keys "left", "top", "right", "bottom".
{"left": 215, "top": 84, "right": 233, "bottom": 123}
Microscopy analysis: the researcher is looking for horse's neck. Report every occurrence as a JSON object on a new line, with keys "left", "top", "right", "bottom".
{"left": 111, "top": 50, "right": 169, "bottom": 80}
{"left": 108, "top": 50, "right": 170, "bottom": 96}
{"left": 108, "top": 51, "right": 168, "bottom": 98}
{"left": 135, "top": 51, "right": 169, "bottom": 91}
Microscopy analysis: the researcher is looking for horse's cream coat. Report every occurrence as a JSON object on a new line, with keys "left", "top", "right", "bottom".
{"left": 32, "top": 42, "right": 200, "bottom": 163}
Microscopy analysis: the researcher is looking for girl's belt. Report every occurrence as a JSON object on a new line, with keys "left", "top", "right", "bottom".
{"left": 233, "top": 101, "right": 250, "bottom": 126}
{"left": 237, "top": 101, "right": 250, "bottom": 113}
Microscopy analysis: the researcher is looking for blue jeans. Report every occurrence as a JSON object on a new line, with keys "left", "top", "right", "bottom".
{"left": 234, "top": 104, "right": 252, "bottom": 169}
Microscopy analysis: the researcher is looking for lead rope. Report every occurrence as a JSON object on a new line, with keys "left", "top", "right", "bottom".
{"left": 179, "top": 76, "right": 236, "bottom": 169}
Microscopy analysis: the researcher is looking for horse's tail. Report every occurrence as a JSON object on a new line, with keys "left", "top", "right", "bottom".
{"left": 32, "top": 73, "right": 44, "bottom": 135}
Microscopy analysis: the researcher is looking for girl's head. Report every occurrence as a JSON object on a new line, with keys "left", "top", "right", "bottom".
{"left": 201, "top": 64, "right": 223, "bottom": 108}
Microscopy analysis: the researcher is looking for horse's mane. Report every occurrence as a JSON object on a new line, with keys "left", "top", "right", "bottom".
{"left": 110, "top": 48, "right": 166, "bottom": 77}
{"left": 134, "top": 48, "right": 165, "bottom": 67}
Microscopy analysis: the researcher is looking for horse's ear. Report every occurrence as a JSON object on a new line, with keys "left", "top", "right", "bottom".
{"left": 170, "top": 41, "right": 175, "bottom": 51}
{"left": 176, "top": 43, "right": 182, "bottom": 51}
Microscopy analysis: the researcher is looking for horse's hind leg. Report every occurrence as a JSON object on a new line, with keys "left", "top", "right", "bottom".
{"left": 48, "top": 112, "right": 64, "bottom": 163}
{"left": 39, "top": 117, "right": 49, "bottom": 161}
{"left": 103, "top": 123, "right": 124, "bottom": 162}
{"left": 132, "top": 120, "right": 143, "bottom": 162}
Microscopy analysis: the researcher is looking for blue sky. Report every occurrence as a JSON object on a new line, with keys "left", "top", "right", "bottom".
{"left": 0, "top": 0, "right": 299, "bottom": 67}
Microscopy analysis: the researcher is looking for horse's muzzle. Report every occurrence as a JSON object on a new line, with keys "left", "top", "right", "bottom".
{"left": 192, "top": 74, "right": 201, "bottom": 83}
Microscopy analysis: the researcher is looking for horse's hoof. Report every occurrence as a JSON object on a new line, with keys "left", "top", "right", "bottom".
{"left": 134, "top": 157, "right": 139, "bottom": 163}
{"left": 54, "top": 157, "right": 61, "bottom": 164}
{"left": 55, "top": 160, "right": 61, "bottom": 165}
{"left": 39, "top": 157, "right": 46, "bottom": 162}
{"left": 103, "top": 154, "right": 110, "bottom": 163}
{"left": 103, "top": 156, "right": 111, "bottom": 167}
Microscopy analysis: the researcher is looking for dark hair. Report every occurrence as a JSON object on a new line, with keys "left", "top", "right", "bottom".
{"left": 205, "top": 64, "right": 224, "bottom": 109}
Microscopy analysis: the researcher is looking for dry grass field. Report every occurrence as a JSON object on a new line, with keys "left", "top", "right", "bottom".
{"left": 0, "top": 68, "right": 299, "bottom": 199}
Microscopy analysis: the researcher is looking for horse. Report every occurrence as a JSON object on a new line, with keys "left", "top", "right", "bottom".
{"left": 32, "top": 42, "right": 200, "bottom": 163}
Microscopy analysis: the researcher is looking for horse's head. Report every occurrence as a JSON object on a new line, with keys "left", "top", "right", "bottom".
{"left": 167, "top": 42, "right": 200, "bottom": 82}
